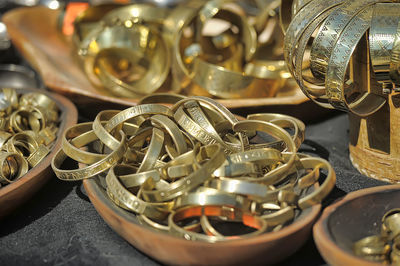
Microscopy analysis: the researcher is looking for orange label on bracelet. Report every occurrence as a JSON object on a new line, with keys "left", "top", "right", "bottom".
{"left": 62, "top": 2, "right": 89, "bottom": 36}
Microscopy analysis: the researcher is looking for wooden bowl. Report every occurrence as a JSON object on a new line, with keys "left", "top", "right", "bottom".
{"left": 83, "top": 176, "right": 321, "bottom": 265}
{"left": 313, "top": 184, "right": 400, "bottom": 266}
{"left": 2, "top": 7, "right": 310, "bottom": 115}
{"left": 0, "top": 88, "right": 77, "bottom": 218}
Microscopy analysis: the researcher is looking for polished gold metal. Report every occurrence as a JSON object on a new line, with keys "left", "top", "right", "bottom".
{"left": 52, "top": 97, "right": 336, "bottom": 242}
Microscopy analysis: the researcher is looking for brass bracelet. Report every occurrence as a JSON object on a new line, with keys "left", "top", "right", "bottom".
{"left": 150, "top": 114, "right": 188, "bottom": 157}
{"left": 284, "top": 0, "right": 343, "bottom": 75}
{"left": 62, "top": 122, "right": 106, "bottom": 165}
{"left": 370, "top": 3, "right": 400, "bottom": 93}
{"left": 247, "top": 113, "right": 305, "bottom": 150}
{"left": 260, "top": 206, "right": 295, "bottom": 227}
{"left": 0, "top": 131, "right": 12, "bottom": 150}
{"left": 309, "top": 0, "right": 377, "bottom": 81}
{"left": 353, "top": 235, "right": 390, "bottom": 261}
{"left": 79, "top": 22, "right": 170, "bottom": 97}
{"left": 0, "top": 152, "right": 29, "bottom": 184}
{"left": 174, "top": 106, "right": 236, "bottom": 154}
{"left": 174, "top": 189, "right": 252, "bottom": 211}
{"left": 27, "top": 144, "right": 50, "bottom": 167}
{"left": 233, "top": 120, "right": 296, "bottom": 185}
{"left": 195, "top": 1, "right": 257, "bottom": 62}
{"left": 296, "top": 156, "right": 336, "bottom": 210}
{"left": 103, "top": 104, "right": 173, "bottom": 133}
{"left": 169, "top": 205, "right": 267, "bottom": 242}
{"left": 141, "top": 144, "right": 225, "bottom": 202}
{"left": 381, "top": 209, "right": 400, "bottom": 240}
{"left": 390, "top": 17, "right": 400, "bottom": 89}
{"left": 51, "top": 131, "right": 127, "bottom": 181}
{"left": 291, "top": 6, "right": 337, "bottom": 109}
{"left": 137, "top": 128, "right": 165, "bottom": 173}
{"left": 106, "top": 164, "right": 173, "bottom": 220}
{"left": 325, "top": 5, "right": 386, "bottom": 116}
{"left": 172, "top": 96, "right": 249, "bottom": 150}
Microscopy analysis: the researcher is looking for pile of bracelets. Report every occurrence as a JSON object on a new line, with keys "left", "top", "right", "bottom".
{"left": 0, "top": 88, "right": 59, "bottom": 186}
{"left": 353, "top": 209, "right": 400, "bottom": 263}
{"left": 282, "top": 0, "right": 400, "bottom": 117}
{"left": 51, "top": 95, "right": 336, "bottom": 242}
{"left": 70, "top": 0, "right": 289, "bottom": 99}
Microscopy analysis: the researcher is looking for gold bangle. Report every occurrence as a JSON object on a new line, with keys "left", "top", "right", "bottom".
{"left": 174, "top": 106, "right": 236, "bottom": 154}
{"left": 206, "top": 177, "right": 270, "bottom": 200}
{"left": 325, "top": 5, "right": 386, "bottom": 116}
{"left": 0, "top": 130, "right": 12, "bottom": 150}
{"left": 80, "top": 22, "right": 170, "bottom": 97}
{"left": 150, "top": 114, "right": 188, "bottom": 157}
{"left": 103, "top": 104, "right": 173, "bottom": 133}
{"left": 296, "top": 156, "right": 336, "bottom": 210}
{"left": 369, "top": 3, "right": 400, "bottom": 93}
{"left": 10, "top": 106, "right": 46, "bottom": 133}
{"left": 101, "top": 4, "right": 169, "bottom": 27}
{"left": 247, "top": 113, "right": 305, "bottom": 150}
{"left": 72, "top": 4, "right": 123, "bottom": 46}
{"left": 2, "top": 88, "right": 18, "bottom": 109}
{"left": 233, "top": 120, "right": 296, "bottom": 185}
{"left": 62, "top": 122, "right": 106, "bottom": 165}
{"left": 196, "top": 1, "right": 257, "bottom": 62}
{"left": 381, "top": 209, "right": 400, "bottom": 240}
{"left": 191, "top": 56, "right": 280, "bottom": 99}
{"left": 260, "top": 206, "right": 295, "bottom": 227}
{"left": 51, "top": 131, "right": 127, "bottom": 181}
{"left": 0, "top": 152, "right": 29, "bottom": 184}
{"left": 183, "top": 100, "right": 224, "bottom": 145}
{"left": 174, "top": 190, "right": 252, "bottom": 211}
{"left": 172, "top": 96, "right": 249, "bottom": 150}
{"left": 105, "top": 164, "right": 173, "bottom": 220}
{"left": 138, "top": 93, "right": 187, "bottom": 105}
{"left": 137, "top": 128, "right": 165, "bottom": 173}
{"left": 4, "top": 132, "right": 39, "bottom": 156}
{"left": 353, "top": 235, "right": 390, "bottom": 261}
{"left": 141, "top": 144, "right": 225, "bottom": 202}
{"left": 290, "top": 6, "right": 336, "bottom": 109}
{"left": 284, "top": 0, "right": 343, "bottom": 75}
{"left": 169, "top": 205, "right": 267, "bottom": 242}
{"left": 309, "top": 0, "right": 377, "bottom": 81}
{"left": 390, "top": 18, "right": 400, "bottom": 89}
{"left": 26, "top": 144, "right": 49, "bottom": 167}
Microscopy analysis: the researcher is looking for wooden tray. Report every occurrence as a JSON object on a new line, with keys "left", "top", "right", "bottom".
{"left": 3, "top": 7, "right": 310, "bottom": 115}
{"left": 83, "top": 176, "right": 321, "bottom": 265}
{"left": 313, "top": 184, "right": 400, "bottom": 266}
{"left": 0, "top": 88, "right": 77, "bottom": 218}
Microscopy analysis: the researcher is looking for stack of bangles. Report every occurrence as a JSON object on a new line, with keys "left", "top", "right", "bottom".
{"left": 0, "top": 88, "right": 59, "bottom": 187}
{"left": 51, "top": 95, "right": 336, "bottom": 242}
{"left": 69, "top": 0, "right": 289, "bottom": 99}
{"left": 282, "top": 0, "right": 400, "bottom": 117}
{"left": 353, "top": 208, "right": 400, "bottom": 263}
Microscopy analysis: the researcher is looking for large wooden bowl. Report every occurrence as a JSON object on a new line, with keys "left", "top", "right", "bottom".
{"left": 0, "top": 88, "right": 77, "bottom": 218}
{"left": 83, "top": 176, "right": 321, "bottom": 265}
{"left": 2, "top": 7, "right": 311, "bottom": 116}
{"left": 313, "top": 184, "right": 400, "bottom": 266}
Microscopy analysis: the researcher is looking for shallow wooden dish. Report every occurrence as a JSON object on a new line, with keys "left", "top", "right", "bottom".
{"left": 83, "top": 176, "right": 321, "bottom": 265}
{"left": 0, "top": 88, "right": 77, "bottom": 218}
{"left": 313, "top": 184, "right": 400, "bottom": 266}
{"left": 3, "top": 7, "right": 310, "bottom": 114}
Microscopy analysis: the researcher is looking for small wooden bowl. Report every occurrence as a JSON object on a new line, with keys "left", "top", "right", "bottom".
{"left": 83, "top": 177, "right": 321, "bottom": 265}
{"left": 313, "top": 184, "right": 400, "bottom": 266}
{"left": 0, "top": 88, "right": 77, "bottom": 218}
